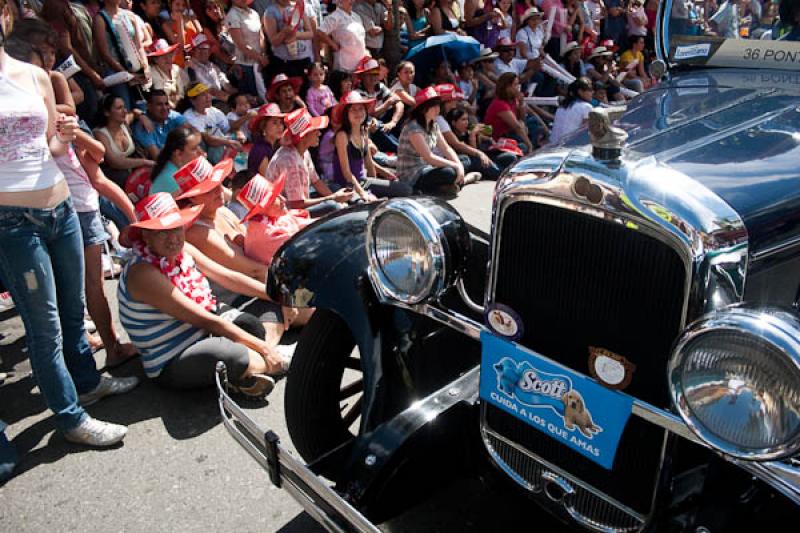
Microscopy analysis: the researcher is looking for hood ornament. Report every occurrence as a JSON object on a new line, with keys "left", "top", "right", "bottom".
{"left": 588, "top": 106, "right": 628, "bottom": 161}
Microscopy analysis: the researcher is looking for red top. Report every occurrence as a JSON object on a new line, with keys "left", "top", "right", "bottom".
{"left": 485, "top": 98, "right": 516, "bottom": 140}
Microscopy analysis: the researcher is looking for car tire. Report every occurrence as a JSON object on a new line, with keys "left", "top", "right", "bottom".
{"left": 284, "top": 309, "right": 363, "bottom": 467}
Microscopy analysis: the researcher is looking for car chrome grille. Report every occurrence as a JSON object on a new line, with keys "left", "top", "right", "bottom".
{"left": 485, "top": 200, "right": 687, "bottom": 519}
{"left": 485, "top": 430, "right": 643, "bottom": 532}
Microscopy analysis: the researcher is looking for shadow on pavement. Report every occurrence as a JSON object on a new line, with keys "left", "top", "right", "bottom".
{"left": 277, "top": 512, "right": 326, "bottom": 532}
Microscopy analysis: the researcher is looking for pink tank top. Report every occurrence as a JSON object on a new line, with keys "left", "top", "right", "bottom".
{"left": 0, "top": 66, "right": 64, "bottom": 192}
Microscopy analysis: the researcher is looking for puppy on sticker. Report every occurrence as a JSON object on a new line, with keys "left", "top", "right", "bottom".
{"left": 562, "top": 389, "right": 602, "bottom": 438}
{"left": 493, "top": 358, "right": 520, "bottom": 395}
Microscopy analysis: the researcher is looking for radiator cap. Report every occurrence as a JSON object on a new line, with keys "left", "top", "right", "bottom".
{"left": 588, "top": 106, "right": 627, "bottom": 161}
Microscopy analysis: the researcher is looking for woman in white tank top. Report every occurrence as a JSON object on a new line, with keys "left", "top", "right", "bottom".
{"left": 0, "top": 0, "right": 135, "bottom": 477}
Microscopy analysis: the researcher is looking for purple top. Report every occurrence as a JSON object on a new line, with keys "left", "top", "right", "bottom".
{"left": 306, "top": 85, "right": 336, "bottom": 117}
{"left": 332, "top": 136, "right": 367, "bottom": 186}
{"left": 247, "top": 138, "right": 276, "bottom": 173}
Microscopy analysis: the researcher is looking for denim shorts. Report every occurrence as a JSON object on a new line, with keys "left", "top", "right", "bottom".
{"left": 77, "top": 210, "right": 110, "bottom": 247}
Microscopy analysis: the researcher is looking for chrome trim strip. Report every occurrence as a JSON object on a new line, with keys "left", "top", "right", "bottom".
{"left": 215, "top": 364, "right": 381, "bottom": 533}
{"left": 751, "top": 234, "right": 800, "bottom": 261}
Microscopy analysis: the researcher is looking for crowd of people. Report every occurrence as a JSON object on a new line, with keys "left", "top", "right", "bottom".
{"left": 0, "top": 0, "right": 669, "bottom": 484}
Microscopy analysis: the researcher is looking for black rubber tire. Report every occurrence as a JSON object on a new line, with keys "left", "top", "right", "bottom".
{"left": 284, "top": 309, "right": 361, "bottom": 465}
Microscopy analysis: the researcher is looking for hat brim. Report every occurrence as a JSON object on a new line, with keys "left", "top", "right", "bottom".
{"left": 267, "top": 77, "right": 303, "bottom": 102}
{"left": 470, "top": 52, "right": 498, "bottom": 64}
{"left": 147, "top": 43, "right": 180, "bottom": 57}
{"left": 332, "top": 97, "right": 376, "bottom": 126}
{"left": 589, "top": 51, "right": 613, "bottom": 60}
{"left": 242, "top": 174, "right": 288, "bottom": 222}
{"left": 520, "top": 12, "right": 543, "bottom": 24}
{"left": 175, "top": 159, "right": 235, "bottom": 200}
{"left": 411, "top": 94, "right": 442, "bottom": 112}
{"left": 282, "top": 115, "right": 329, "bottom": 142}
{"left": 119, "top": 204, "right": 204, "bottom": 247}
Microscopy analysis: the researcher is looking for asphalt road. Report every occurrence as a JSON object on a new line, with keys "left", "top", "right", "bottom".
{"left": 0, "top": 182, "right": 573, "bottom": 532}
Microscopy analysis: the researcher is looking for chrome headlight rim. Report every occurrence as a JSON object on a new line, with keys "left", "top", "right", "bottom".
{"left": 669, "top": 306, "right": 800, "bottom": 461}
{"left": 366, "top": 198, "right": 448, "bottom": 305}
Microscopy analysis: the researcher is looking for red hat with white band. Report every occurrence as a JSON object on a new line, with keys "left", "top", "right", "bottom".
{"left": 147, "top": 39, "right": 179, "bottom": 57}
{"left": 237, "top": 174, "right": 288, "bottom": 222}
{"left": 282, "top": 108, "right": 329, "bottom": 143}
{"left": 332, "top": 91, "right": 376, "bottom": 126}
{"left": 354, "top": 56, "right": 380, "bottom": 75}
{"left": 491, "top": 137, "right": 524, "bottom": 156}
{"left": 411, "top": 85, "right": 442, "bottom": 111}
{"left": 174, "top": 156, "right": 234, "bottom": 200}
{"left": 435, "top": 83, "right": 465, "bottom": 102}
{"left": 119, "top": 193, "right": 204, "bottom": 246}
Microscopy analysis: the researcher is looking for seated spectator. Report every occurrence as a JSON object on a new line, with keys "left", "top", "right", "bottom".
{"left": 330, "top": 69, "right": 355, "bottom": 100}
{"left": 396, "top": 86, "right": 469, "bottom": 194}
{"left": 550, "top": 76, "right": 594, "bottom": 143}
{"left": 356, "top": 56, "right": 403, "bottom": 152}
{"left": 186, "top": 34, "right": 235, "bottom": 102}
{"left": 181, "top": 83, "right": 242, "bottom": 164}
{"left": 443, "top": 99, "right": 513, "bottom": 180}
{"left": 430, "top": 0, "right": 464, "bottom": 35}
{"left": 390, "top": 60, "right": 418, "bottom": 106}
{"left": 560, "top": 40, "right": 586, "bottom": 79}
{"left": 149, "top": 126, "right": 205, "bottom": 195}
{"left": 161, "top": 0, "right": 202, "bottom": 68}
{"left": 266, "top": 108, "right": 353, "bottom": 217}
{"left": 618, "top": 34, "right": 649, "bottom": 94}
{"left": 494, "top": 37, "right": 538, "bottom": 84}
{"left": 332, "top": 91, "right": 410, "bottom": 199}
{"left": 471, "top": 46, "right": 499, "bottom": 102}
{"left": 585, "top": 46, "right": 625, "bottom": 102}
{"left": 226, "top": 93, "right": 257, "bottom": 143}
{"left": 305, "top": 62, "right": 337, "bottom": 117}
{"left": 317, "top": 0, "right": 369, "bottom": 73}
{"left": 228, "top": 169, "right": 257, "bottom": 220}
{"left": 94, "top": 95, "right": 155, "bottom": 186}
{"left": 148, "top": 39, "right": 189, "bottom": 109}
{"left": 118, "top": 193, "right": 287, "bottom": 395}
{"left": 516, "top": 7, "right": 545, "bottom": 60}
{"left": 133, "top": 89, "right": 189, "bottom": 159}
{"left": 268, "top": 73, "right": 306, "bottom": 114}
{"left": 484, "top": 72, "right": 538, "bottom": 153}
{"left": 248, "top": 103, "right": 286, "bottom": 176}
{"left": 239, "top": 174, "right": 314, "bottom": 267}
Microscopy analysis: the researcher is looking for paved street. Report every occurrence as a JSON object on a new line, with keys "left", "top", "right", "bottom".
{"left": 0, "top": 183, "right": 571, "bottom": 532}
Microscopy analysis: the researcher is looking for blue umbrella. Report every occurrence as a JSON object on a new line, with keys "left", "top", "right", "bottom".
{"left": 405, "top": 34, "right": 482, "bottom": 86}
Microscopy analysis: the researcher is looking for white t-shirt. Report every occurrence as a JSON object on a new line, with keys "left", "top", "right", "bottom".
{"left": 183, "top": 107, "right": 230, "bottom": 138}
{"left": 189, "top": 60, "right": 230, "bottom": 93}
{"left": 494, "top": 57, "right": 529, "bottom": 77}
{"left": 550, "top": 101, "right": 593, "bottom": 144}
{"left": 225, "top": 6, "right": 264, "bottom": 66}
{"left": 389, "top": 80, "right": 418, "bottom": 96}
{"left": 320, "top": 8, "right": 367, "bottom": 72}
{"left": 516, "top": 25, "right": 545, "bottom": 60}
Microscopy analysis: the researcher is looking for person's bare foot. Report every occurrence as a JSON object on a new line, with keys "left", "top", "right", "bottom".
{"left": 105, "top": 340, "right": 139, "bottom": 369}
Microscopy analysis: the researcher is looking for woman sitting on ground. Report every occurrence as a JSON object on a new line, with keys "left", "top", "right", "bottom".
{"left": 247, "top": 103, "right": 286, "bottom": 177}
{"left": 445, "top": 107, "right": 519, "bottom": 179}
{"left": 174, "top": 156, "right": 307, "bottom": 343}
{"left": 484, "top": 72, "right": 544, "bottom": 154}
{"left": 118, "top": 193, "right": 287, "bottom": 396}
{"left": 549, "top": 76, "right": 594, "bottom": 144}
{"left": 396, "top": 86, "right": 471, "bottom": 195}
{"left": 94, "top": 94, "right": 155, "bottom": 186}
{"left": 333, "top": 91, "right": 410, "bottom": 200}
{"left": 149, "top": 126, "right": 205, "bottom": 195}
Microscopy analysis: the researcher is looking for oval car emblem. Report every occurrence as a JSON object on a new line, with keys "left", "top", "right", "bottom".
{"left": 588, "top": 347, "right": 636, "bottom": 390}
{"left": 486, "top": 304, "right": 524, "bottom": 340}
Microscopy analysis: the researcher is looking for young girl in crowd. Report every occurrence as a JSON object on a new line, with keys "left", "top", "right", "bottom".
{"left": 446, "top": 107, "right": 519, "bottom": 178}
{"left": 550, "top": 76, "right": 594, "bottom": 144}
{"left": 226, "top": 93, "right": 256, "bottom": 143}
{"left": 149, "top": 126, "right": 205, "bottom": 195}
{"left": 495, "top": 0, "right": 514, "bottom": 42}
{"left": 389, "top": 60, "right": 418, "bottom": 106}
{"left": 333, "top": 91, "right": 409, "bottom": 200}
{"left": 305, "top": 62, "right": 337, "bottom": 117}
{"left": 329, "top": 69, "right": 354, "bottom": 100}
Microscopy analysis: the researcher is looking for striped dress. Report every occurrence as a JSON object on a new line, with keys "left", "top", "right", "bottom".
{"left": 118, "top": 258, "right": 208, "bottom": 378}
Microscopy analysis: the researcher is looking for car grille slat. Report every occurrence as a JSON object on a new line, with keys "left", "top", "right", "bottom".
{"left": 486, "top": 200, "right": 688, "bottom": 517}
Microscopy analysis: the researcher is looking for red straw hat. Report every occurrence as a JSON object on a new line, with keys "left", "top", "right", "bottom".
{"left": 187, "top": 33, "right": 211, "bottom": 52}
{"left": 412, "top": 85, "right": 441, "bottom": 111}
{"left": 267, "top": 73, "right": 303, "bottom": 102}
{"left": 237, "top": 173, "right": 288, "bottom": 222}
{"left": 174, "top": 156, "right": 234, "bottom": 200}
{"left": 353, "top": 56, "right": 380, "bottom": 75}
{"left": 491, "top": 138, "right": 524, "bottom": 156}
{"left": 147, "top": 39, "right": 179, "bottom": 57}
{"left": 124, "top": 167, "right": 152, "bottom": 204}
{"left": 435, "top": 83, "right": 464, "bottom": 102}
{"left": 120, "top": 193, "right": 204, "bottom": 247}
{"left": 283, "top": 108, "right": 329, "bottom": 143}
{"left": 332, "top": 91, "right": 376, "bottom": 125}
{"left": 249, "top": 103, "right": 287, "bottom": 135}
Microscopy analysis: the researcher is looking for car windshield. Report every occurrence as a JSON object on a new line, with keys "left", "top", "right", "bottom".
{"left": 665, "top": 0, "right": 800, "bottom": 69}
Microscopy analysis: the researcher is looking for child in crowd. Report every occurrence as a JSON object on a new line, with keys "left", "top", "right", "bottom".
{"left": 305, "top": 62, "right": 337, "bottom": 117}
{"left": 226, "top": 93, "right": 257, "bottom": 142}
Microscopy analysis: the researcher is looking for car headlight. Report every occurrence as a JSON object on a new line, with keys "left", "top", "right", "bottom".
{"left": 366, "top": 197, "right": 470, "bottom": 305}
{"left": 669, "top": 307, "right": 800, "bottom": 460}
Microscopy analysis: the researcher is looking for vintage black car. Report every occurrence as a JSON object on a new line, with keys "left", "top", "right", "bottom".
{"left": 216, "top": 1, "right": 800, "bottom": 530}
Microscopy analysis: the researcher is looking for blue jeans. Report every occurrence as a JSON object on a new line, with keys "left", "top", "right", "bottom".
{"left": 99, "top": 196, "right": 131, "bottom": 232}
{"left": 0, "top": 199, "right": 99, "bottom": 433}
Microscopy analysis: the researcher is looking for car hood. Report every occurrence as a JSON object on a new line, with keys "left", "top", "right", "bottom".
{"left": 567, "top": 68, "right": 800, "bottom": 255}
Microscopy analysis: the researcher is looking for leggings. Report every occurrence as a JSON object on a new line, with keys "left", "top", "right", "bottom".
{"left": 154, "top": 312, "right": 265, "bottom": 390}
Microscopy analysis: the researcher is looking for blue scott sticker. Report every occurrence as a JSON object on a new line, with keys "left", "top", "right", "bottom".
{"left": 480, "top": 332, "right": 633, "bottom": 470}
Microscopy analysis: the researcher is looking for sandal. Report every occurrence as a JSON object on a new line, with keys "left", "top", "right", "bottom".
{"left": 463, "top": 172, "right": 482, "bottom": 185}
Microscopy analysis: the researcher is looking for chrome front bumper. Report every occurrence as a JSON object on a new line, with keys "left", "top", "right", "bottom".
{"left": 214, "top": 363, "right": 380, "bottom": 533}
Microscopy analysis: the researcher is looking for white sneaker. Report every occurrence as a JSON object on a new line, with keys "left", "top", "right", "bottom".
{"left": 79, "top": 376, "right": 140, "bottom": 407}
{"left": 65, "top": 416, "right": 127, "bottom": 447}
